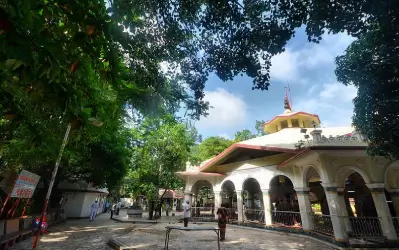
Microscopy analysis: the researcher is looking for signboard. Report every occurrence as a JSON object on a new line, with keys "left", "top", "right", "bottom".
{"left": 11, "top": 170, "right": 41, "bottom": 198}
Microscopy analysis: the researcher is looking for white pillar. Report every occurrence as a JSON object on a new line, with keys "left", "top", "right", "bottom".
{"left": 236, "top": 190, "right": 244, "bottom": 223}
{"left": 261, "top": 189, "right": 273, "bottom": 225}
{"left": 366, "top": 183, "right": 398, "bottom": 241}
{"left": 322, "top": 184, "right": 349, "bottom": 246}
{"left": 214, "top": 191, "right": 221, "bottom": 219}
{"left": 337, "top": 188, "right": 351, "bottom": 233}
{"left": 295, "top": 187, "right": 313, "bottom": 232}
{"left": 388, "top": 189, "right": 399, "bottom": 216}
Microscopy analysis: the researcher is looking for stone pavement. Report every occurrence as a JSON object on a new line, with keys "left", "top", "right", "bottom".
{"left": 10, "top": 210, "right": 337, "bottom": 250}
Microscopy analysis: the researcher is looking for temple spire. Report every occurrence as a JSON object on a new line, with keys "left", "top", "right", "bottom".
{"left": 284, "top": 86, "right": 292, "bottom": 112}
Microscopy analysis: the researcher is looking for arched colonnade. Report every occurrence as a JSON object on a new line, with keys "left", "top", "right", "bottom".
{"left": 184, "top": 162, "right": 399, "bottom": 244}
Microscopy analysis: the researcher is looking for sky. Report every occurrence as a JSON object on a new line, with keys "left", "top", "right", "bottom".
{"left": 190, "top": 27, "right": 357, "bottom": 139}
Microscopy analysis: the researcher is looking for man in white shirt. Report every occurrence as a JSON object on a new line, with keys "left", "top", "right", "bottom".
{"left": 89, "top": 200, "right": 98, "bottom": 222}
{"left": 183, "top": 200, "right": 190, "bottom": 227}
{"left": 116, "top": 201, "right": 121, "bottom": 215}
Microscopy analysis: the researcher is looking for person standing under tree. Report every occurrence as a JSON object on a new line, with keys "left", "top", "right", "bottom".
{"left": 89, "top": 200, "right": 98, "bottom": 222}
{"left": 110, "top": 203, "right": 116, "bottom": 219}
{"left": 183, "top": 200, "right": 190, "bottom": 227}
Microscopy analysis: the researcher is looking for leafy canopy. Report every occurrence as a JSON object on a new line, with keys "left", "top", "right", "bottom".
{"left": 124, "top": 114, "right": 197, "bottom": 201}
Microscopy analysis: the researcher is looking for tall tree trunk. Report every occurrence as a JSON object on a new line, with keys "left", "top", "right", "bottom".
{"left": 148, "top": 201, "right": 154, "bottom": 220}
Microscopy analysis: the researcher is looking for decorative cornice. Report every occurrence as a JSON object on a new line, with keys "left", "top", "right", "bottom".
{"left": 309, "top": 131, "right": 368, "bottom": 147}
{"left": 321, "top": 183, "right": 338, "bottom": 192}
{"left": 295, "top": 187, "right": 310, "bottom": 194}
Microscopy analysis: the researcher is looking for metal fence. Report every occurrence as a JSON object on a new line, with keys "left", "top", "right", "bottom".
{"left": 312, "top": 214, "right": 334, "bottom": 236}
{"left": 347, "top": 217, "right": 383, "bottom": 239}
{"left": 190, "top": 206, "right": 215, "bottom": 220}
{"left": 244, "top": 209, "right": 264, "bottom": 223}
{"left": 225, "top": 208, "right": 238, "bottom": 222}
{"left": 272, "top": 211, "right": 302, "bottom": 227}
{"left": 393, "top": 217, "right": 399, "bottom": 236}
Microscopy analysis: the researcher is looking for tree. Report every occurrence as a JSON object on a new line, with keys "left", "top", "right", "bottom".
{"left": 255, "top": 120, "right": 268, "bottom": 136}
{"left": 335, "top": 28, "right": 399, "bottom": 158}
{"left": 195, "top": 136, "right": 234, "bottom": 162}
{"left": 234, "top": 129, "right": 256, "bottom": 142}
{"left": 301, "top": 1, "right": 399, "bottom": 158}
{"left": 125, "top": 114, "right": 196, "bottom": 219}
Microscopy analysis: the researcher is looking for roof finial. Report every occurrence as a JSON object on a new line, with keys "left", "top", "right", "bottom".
{"left": 284, "top": 86, "right": 292, "bottom": 111}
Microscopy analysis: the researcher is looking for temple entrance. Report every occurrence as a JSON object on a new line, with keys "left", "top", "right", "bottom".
{"left": 305, "top": 167, "right": 334, "bottom": 236}
{"left": 344, "top": 172, "right": 383, "bottom": 239}
{"left": 191, "top": 180, "right": 214, "bottom": 220}
{"left": 269, "top": 175, "right": 301, "bottom": 228}
{"left": 242, "top": 178, "right": 264, "bottom": 223}
{"left": 221, "top": 180, "right": 238, "bottom": 221}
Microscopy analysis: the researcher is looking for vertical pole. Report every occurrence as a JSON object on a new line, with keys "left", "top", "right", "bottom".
{"left": 11, "top": 199, "right": 21, "bottom": 218}
{"left": 32, "top": 123, "right": 71, "bottom": 249}
{"left": 21, "top": 198, "right": 30, "bottom": 217}
{"left": 0, "top": 179, "right": 17, "bottom": 218}
{"left": 7, "top": 199, "right": 18, "bottom": 218}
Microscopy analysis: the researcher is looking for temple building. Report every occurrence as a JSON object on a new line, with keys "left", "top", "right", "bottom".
{"left": 176, "top": 95, "right": 399, "bottom": 248}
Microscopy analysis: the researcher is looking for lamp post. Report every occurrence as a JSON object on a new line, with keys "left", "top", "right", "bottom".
{"left": 32, "top": 118, "right": 103, "bottom": 249}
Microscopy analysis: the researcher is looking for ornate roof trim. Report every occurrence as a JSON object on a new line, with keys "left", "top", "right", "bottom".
{"left": 264, "top": 111, "right": 320, "bottom": 126}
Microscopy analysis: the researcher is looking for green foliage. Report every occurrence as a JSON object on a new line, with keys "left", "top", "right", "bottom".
{"left": 124, "top": 114, "right": 196, "bottom": 201}
{"left": 234, "top": 129, "right": 256, "bottom": 142}
{"left": 325, "top": 2, "right": 399, "bottom": 158}
{"left": 194, "top": 136, "right": 234, "bottom": 162}
{"left": 335, "top": 28, "right": 399, "bottom": 158}
{"left": 255, "top": 120, "right": 268, "bottom": 136}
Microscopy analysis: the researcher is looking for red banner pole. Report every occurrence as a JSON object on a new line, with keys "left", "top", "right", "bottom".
{"left": 11, "top": 199, "right": 21, "bottom": 218}
{"left": 7, "top": 199, "right": 18, "bottom": 218}
{"left": 0, "top": 178, "right": 17, "bottom": 218}
{"left": 32, "top": 123, "right": 71, "bottom": 249}
{"left": 21, "top": 198, "right": 30, "bottom": 217}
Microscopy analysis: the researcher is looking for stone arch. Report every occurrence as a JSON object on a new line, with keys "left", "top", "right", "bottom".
{"left": 335, "top": 166, "right": 371, "bottom": 187}
{"left": 269, "top": 175, "right": 297, "bottom": 206}
{"left": 302, "top": 164, "right": 323, "bottom": 187}
{"left": 242, "top": 177, "right": 264, "bottom": 223}
{"left": 385, "top": 160, "right": 399, "bottom": 189}
{"left": 191, "top": 180, "right": 213, "bottom": 207}
{"left": 302, "top": 165, "right": 329, "bottom": 216}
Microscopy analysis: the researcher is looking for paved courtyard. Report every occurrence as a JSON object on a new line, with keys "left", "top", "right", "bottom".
{"left": 10, "top": 212, "right": 337, "bottom": 250}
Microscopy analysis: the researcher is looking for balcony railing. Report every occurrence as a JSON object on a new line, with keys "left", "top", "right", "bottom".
{"left": 347, "top": 217, "right": 383, "bottom": 239}
{"left": 393, "top": 217, "right": 399, "bottom": 236}
{"left": 272, "top": 211, "right": 302, "bottom": 228}
{"left": 312, "top": 214, "right": 334, "bottom": 236}
{"left": 244, "top": 209, "right": 264, "bottom": 223}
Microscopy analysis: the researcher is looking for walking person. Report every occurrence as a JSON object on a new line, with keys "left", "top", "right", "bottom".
{"left": 116, "top": 200, "right": 121, "bottom": 215}
{"left": 217, "top": 207, "right": 228, "bottom": 241}
{"left": 166, "top": 202, "right": 170, "bottom": 216}
{"left": 183, "top": 200, "right": 190, "bottom": 227}
{"left": 110, "top": 202, "right": 116, "bottom": 219}
{"left": 89, "top": 200, "right": 98, "bottom": 222}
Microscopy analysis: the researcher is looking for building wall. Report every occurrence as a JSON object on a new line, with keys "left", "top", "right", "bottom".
{"left": 62, "top": 192, "right": 85, "bottom": 218}
{"left": 58, "top": 181, "right": 108, "bottom": 218}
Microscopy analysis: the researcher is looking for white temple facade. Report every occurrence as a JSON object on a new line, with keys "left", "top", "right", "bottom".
{"left": 176, "top": 97, "right": 399, "bottom": 248}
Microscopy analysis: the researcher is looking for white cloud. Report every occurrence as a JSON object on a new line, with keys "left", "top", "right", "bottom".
{"left": 295, "top": 82, "right": 357, "bottom": 127}
{"left": 218, "top": 133, "right": 231, "bottom": 139}
{"left": 270, "top": 32, "right": 355, "bottom": 83}
{"left": 196, "top": 88, "right": 247, "bottom": 130}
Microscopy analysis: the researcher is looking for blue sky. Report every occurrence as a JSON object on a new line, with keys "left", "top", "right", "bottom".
{"left": 191, "top": 27, "right": 357, "bottom": 139}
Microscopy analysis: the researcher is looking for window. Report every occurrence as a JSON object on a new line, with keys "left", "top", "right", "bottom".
{"left": 292, "top": 119, "right": 299, "bottom": 127}
{"left": 281, "top": 120, "right": 288, "bottom": 129}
